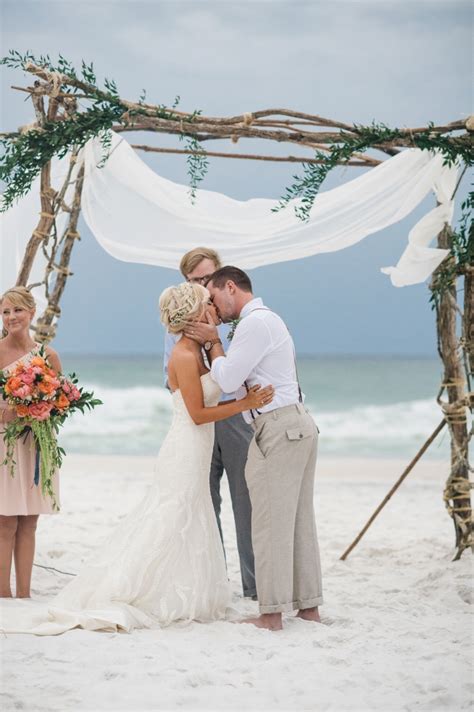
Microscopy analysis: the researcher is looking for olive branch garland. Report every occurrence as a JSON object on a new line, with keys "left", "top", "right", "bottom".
{"left": 2, "top": 52, "right": 471, "bottom": 217}
{"left": 0, "top": 51, "right": 208, "bottom": 209}
{"left": 0, "top": 103, "right": 125, "bottom": 209}
{"left": 272, "top": 122, "right": 472, "bottom": 222}
{"left": 429, "top": 190, "right": 474, "bottom": 309}
{"left": 269, "top": 122, "right": 472, "bottom": 308}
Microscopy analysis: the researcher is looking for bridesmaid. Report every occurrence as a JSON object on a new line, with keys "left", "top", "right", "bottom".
{"left": 0, "top": 287, "right": 61, "bottom": 598}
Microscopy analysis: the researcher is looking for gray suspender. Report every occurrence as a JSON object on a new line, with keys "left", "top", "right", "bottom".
{"left": 242, "top": 307, "right": 303, "bottom": 420}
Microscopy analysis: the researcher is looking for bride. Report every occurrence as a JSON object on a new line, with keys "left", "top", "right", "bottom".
{"left": 0, "top": 283, "right": 274, "bottom": 635}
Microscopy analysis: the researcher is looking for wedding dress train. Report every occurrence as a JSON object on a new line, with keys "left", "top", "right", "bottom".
{"left": 1, "top": 373, "right": 231, "bottom": 634}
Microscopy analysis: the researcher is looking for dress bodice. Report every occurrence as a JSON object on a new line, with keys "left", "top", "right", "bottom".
{"left": 0, "top": 346, "right": 41, "bottom": 411}
{"left": 1, "top": 345, "right": 40, "bottom": 374}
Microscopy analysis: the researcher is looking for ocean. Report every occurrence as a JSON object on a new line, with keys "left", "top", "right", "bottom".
{"left": 59, "top": 354, "right": 450, "bottom": 461}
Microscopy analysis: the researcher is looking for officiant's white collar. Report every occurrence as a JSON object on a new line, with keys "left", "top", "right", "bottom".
{"left": 239, "top": 297, "right": 264, "bottom": 319}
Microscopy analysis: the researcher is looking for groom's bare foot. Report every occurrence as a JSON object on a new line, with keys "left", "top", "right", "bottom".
{"left": 296, "top": 606, "right": 321, "bottom": 623}
{"left": 241, "top": 613, "right": 283, "bottom": 631}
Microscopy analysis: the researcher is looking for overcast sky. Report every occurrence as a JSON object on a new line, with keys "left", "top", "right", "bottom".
{"left": 1, "top": 0, "right": 471, "bottom": 356}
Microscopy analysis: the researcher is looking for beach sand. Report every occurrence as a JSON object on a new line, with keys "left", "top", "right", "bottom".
{"left": 1, "top": 454, "right": 472, "bottom": 711}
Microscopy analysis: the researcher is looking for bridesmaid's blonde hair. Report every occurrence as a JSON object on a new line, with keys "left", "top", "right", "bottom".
{"left": 159, "top": 282, "right": 209, "bottom": 334}
{"left": 0, "top": 286, "right": 36, "bottom": 338}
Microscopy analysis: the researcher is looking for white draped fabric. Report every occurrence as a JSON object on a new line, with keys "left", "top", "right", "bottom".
{"left": 1, "top": 130, "right": 457, "bottom": 303}
{"left": 80, "top": 132, "right": 455, "bottom": 284}
{"left": 380, "top": 161, "right": 457, "bottom": 286}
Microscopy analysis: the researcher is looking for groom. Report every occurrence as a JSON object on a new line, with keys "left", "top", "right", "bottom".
{"left": 163, "top": 248, "right": 256, "bottom": 599}
{"left": 185, "top": 266, "right": 323, "bottom": 630}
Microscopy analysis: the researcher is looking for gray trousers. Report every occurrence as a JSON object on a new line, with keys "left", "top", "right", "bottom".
{"left": 210, "top": 414, "right": 256, "bottom": 597}
{"left": 245, "top": 403, "right": 323, "bottom": 614}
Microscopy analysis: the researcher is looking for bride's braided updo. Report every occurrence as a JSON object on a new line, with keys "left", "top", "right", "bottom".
{"left": 159, "top": 282, "right": 209, "bottom": 334}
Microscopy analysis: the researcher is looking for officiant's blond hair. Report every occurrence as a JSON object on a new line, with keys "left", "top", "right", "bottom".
{"left": 159, "top": 282, "right": 209, "bottom": 334}
{"left": 179, "top": 247, "right": 221, "bottom": 277}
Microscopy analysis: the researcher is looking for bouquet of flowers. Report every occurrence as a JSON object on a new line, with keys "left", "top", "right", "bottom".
{"left": 0, "top": 348, "right": 102, "bottom": 509}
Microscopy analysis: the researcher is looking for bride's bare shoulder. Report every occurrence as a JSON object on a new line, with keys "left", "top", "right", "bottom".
{"left": 169, "top": 344, "right": 199, "bottom": 374}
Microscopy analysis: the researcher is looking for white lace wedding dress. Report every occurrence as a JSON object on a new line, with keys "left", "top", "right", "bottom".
{"left": 1, "top": 373, "right": 231, "bottom": 635}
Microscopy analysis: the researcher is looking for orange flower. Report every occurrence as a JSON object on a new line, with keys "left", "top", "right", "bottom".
{"left": 38, "top": 378, "right": 56, "bottom": 395}
{"left": 30, "top": 356, "right": 46, "bottom": 368}
{"left": 16, "top": 404, "right": 30, "bottom": 418}
{"left": 5, "top": 376, "right": 22, "bottom": 394}
{"left": 55, "top": 393, "right": 70, "bottom": 410}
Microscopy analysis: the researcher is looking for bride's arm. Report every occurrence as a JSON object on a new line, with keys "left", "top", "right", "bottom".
{"left": 174, "top": 352, "right": 273, "bottom": 426}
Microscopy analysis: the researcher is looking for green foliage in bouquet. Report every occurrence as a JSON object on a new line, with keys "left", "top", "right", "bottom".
{"left": 0, "top": 348, "right": 102, "bottom": 510}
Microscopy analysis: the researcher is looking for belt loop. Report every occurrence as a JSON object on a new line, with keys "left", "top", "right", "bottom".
{"left": 272, "top": 410, "right": 278, "bottom": 420}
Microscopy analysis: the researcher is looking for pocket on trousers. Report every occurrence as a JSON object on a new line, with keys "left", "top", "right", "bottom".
{"left": 286, "top": 423, "right": 315, "bottom": 441}
{"left": 253, "top": 423, "right": 267, "bottom": 458}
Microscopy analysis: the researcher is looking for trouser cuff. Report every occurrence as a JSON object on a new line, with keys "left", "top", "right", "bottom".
{"left": 259, "top": 595, "right": 323, "bottom": 614}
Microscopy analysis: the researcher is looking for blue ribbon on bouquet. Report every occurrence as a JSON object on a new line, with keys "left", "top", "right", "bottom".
{"left": 33, "top": 448, "right": 40, "bottom": 486}
{"left": 20, "top": 427, "right": 40, "bottom": 486}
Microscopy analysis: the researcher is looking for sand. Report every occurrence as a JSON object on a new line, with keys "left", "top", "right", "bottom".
{"left": 0, "top": 454, "right": 472, "bottom": 711}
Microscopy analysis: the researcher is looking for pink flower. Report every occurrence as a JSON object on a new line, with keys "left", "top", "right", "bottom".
{"left": 29, "top": 401, "right": 53, "bottom": 421}
{"left": 70, "top": 387, "right": 81, "bottom": 402}
{"left": 13, "top": 385, "right": 33, "bottom": 399}
{"left": 21, "top": 370, "right": 36, "bottom": 385}
{"left": 62, "top": 381, "right": 72, "bottom": 395}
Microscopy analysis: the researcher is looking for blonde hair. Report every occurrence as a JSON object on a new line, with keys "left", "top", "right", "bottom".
{"left": 179, "top": 247, "right": 221, "bottom": 278}
{"left": 1, "top": 286, "right": 36, "bottom": 338}
{"left": 159, "top": 282, "right": 209, "bottom": 334}
{"left": 1, "top": 286, "right": 36, "bottom": 310}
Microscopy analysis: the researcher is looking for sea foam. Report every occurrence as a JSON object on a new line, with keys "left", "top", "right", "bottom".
{"left": 59, "top": 383, "right": 448, "bottom": 459}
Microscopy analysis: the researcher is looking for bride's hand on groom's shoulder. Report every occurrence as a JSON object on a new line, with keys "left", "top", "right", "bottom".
{"left": 244, "top": 384, "right": 275, "bottom": 411}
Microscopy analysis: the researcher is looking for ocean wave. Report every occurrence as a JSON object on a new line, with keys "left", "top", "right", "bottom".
{"left": 61, "top": 384, "right": 172, "bottom": 436}
{"left": 308, "top": 398, "right": 449, "bottom": 457}
{"left": 59, "top": 384, "right": 449, "bottom": 458}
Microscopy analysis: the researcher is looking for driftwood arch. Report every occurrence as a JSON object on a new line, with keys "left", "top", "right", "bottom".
{"left": 1, "top": 54, "right": 472, "bottom": 559}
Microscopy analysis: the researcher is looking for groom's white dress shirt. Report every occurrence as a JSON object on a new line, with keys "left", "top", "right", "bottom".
{"left": 210, "top": 298, "right": 301, "bottom": 424}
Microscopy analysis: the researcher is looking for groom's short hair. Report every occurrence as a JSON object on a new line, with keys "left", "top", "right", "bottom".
{"left": 210, "top": 266, "right": 252, "bottom": 293}
{"left": 180, "top": 247, "right": 221, "bottom": 277}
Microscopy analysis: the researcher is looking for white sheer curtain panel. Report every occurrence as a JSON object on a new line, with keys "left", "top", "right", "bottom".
{"left": 1, "top": 131, "right": 457, "bottom": 299}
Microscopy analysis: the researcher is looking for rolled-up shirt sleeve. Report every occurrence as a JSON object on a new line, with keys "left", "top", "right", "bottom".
{"left": 211, "top": 316, "right": 272, "bottom": 393}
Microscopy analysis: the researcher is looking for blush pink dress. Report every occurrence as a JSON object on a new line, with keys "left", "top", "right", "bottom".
{"left": 0, "top": 347, "right": 60, "bottom": 515}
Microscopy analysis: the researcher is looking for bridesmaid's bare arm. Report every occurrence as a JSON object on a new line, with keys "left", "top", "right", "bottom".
{"left": 45, "top": 346, "right": 62, "bottom": 374}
